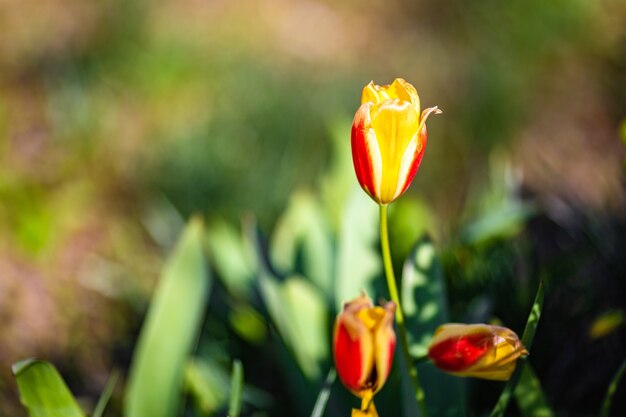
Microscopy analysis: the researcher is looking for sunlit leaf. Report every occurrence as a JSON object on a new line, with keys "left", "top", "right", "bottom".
{"left": 401, "top": 237, "right": 466, "bottom": 417}
{"left": 320, "top": 118, "right": 357, "bottom": 231}
{"left": 12, "top": 359, "right": 85, "bottom": 417}
{"left": 229, "top": 303, "right": 267, "bottom": 344}
{"left": 461, "top": 202, "right": 536, "bottom": 245}
{"left": 125, "top": 217, "right": 211, "bottom": 417}
{"left": 185, "top": 358, "right": 272, "bottom": 415}
{"left": 490, "top": 281, "right": 544, "bottom": 417}
{"left": 270, "top": 190, "right": 334, "bottom": 297}
{"left": 185, "top": 359, "right": 227, "bottom": 414}
{"left": 229, "top": 360, "right": 244, "bottom": 417}
{"left": 206, "top": 218, "right": 256, "bottom": 298}
{"left": 259, "top": 274, "right": 328, "bottom": 380}
{"left": 335, "top": 188, "right": 380, "bottom": 310}
{"left": 514, "top": 364, "right": 553, "bottom": 417}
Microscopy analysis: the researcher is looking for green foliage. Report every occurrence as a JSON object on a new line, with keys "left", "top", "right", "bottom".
{"left": 125, "top": 218, "right": 211, "bottom": 417}
{"left": 270, "top": 191, "right": 334, "bottom": 297}
{"left": 185, "top": 359, "right": 228, "bottom": 414}
{"left": 401, "top": 238, "right": 466, "bottom": 417}
{"left": 206, "top": 218, "right": 256, "bottom": 298}
{"left": 92, "top": 370, "right": 120, "bottom": 417}
{"left": 228, "top": 360, "right": 244, "bottom": 417}
{"left": 310, "top": 368, "right": 337, "bottom": 417}
{"left": 12, "top": 359, "right": 85, "bottom": 417}
{"left": 599, "top": 359, "right": 626, "bottom": 417}
{"left": 334, "top": 189, "right": 381, "bottom": 310}
{"left": 515, "top": 365, "right": 553, "bottom": 417}
{"left": 490, "top": 281, "right": 545, "bottom": 417}
{"left": 259, "top": 273, "right": 328, "bottom": 380}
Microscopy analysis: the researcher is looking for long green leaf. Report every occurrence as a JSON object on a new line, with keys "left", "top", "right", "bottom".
{"left": 93, "top": 369, "right": 120, "bottom": 417}
{"left": 205, "top": 219, "right": 255, "bottom": 298}
{"left": 490, "top": 280, "right": 544, "bottom": 417}
{"left": 514, "top": 365, "right": 553, "bottom": 417}
{"left": 599, "top": 358, "right": 626, "bottom": 417}
{"left": 125, "top": 217, "right": 211, "bottom": 417}
{"left": 401, "top": 237, "right": 466, "bottom": 417}
{"left": 12, "top": 359, "right": 85, "bottom": 417}
{"left": 228, "top": 360, "right": 244, "bottom": 417}
{"left": 270, "top": 190, "right": 334, "bottom": 297}
{"left": 310, "top": 368, "right": 336, "bottom": 417}
{"left": 259, "top": 273, "right": 328, "bottom": 380}
{"left": 185, "top": 358, "right": 272, "bottom": 415}
{"left": 334, "top": 188, "right": 380, "bottom": 310}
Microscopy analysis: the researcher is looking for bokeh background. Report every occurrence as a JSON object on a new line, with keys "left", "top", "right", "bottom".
{"left": 1, "top": 0, "right": 626, "bottom": 416}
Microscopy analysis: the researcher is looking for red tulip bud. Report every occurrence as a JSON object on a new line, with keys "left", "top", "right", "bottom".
{"left": 428, "top": 323, "right": 528, "bottom": 381}
{"left": 333, "top": 293, "right": 396, "bottom": 397}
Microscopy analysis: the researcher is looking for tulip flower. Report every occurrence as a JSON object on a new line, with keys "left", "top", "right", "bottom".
{"left": 428, "top": 323, "right": 528, "bottom": 381}
{"left": 333, "top": 293, "right": 396, "bottom": 406}
{"left": 351, "top": 78, "right": 441, "bottom": 205}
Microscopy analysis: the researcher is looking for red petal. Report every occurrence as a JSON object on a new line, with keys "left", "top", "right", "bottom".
{"left": 428, "top": 332, "right": 491, "bottom": 372}
{"left": 334, "top": 321, "right": 366, "bottom": 391}
{"left": 351, "top": 103, "right": 379, "bottom": 201}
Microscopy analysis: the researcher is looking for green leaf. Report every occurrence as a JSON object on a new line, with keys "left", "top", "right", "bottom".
{"left": 185, "top": 359, "right": 228, "bottom": 414}
{"left": 309, "top": 368, "right": 336, "bottom": 417}
{"left": 93, "top": 369, "right": 120, "bottom": 417}
{"left": 514, "top": 365, "right": 553, "bottom": 417}
{"left": 460, "top": 201, "right": 536, "bottom": 246}
{"left": 185, "top": 358, "right": 272, "bottom": 415}
{"left": 259, "top": 274, "right": 328, "bottom": 380}
{"left": 270, "top": 190, "right": 334, "bottom": 297}
{"left": 206, "top": 218, "right": 256, "bottom": 298}
{"left": 125, "top": 217, "right": 211, "bottom": 417}
{"left": 12, "top": 359, "right": 85, "bottom": 417}
{"left": 229, "top": 303, "right": 267, "bottom": 344}
{"left": 490, "top": 280, "right": 545, "bottom": 417}
{"left": 335, "top": 188, "right": 380, "bottom": 310}
{"left": 599, "top": 358, "right": 626, "bottom": 417}
{"left": 401, "top": 237, "right": 466, "bottom": 417}
{"left": 229, "top": 360, "right": 244, "bottom": 417}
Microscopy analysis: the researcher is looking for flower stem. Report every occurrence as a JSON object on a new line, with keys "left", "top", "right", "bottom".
{"left": 379, "top": 204, "right": 428, "bottom": 417}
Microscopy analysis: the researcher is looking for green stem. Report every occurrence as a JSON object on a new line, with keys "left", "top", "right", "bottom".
{"left": 379, "top": 204, "right": 428, "bottom": 417}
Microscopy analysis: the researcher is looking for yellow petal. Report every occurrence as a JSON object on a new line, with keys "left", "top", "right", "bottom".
{"left": 369, "top": 99, "right": 421, "bottom": 204}
{"left": 389, "top": 78, "right": 420, "bottom": 113}
{"left": 353, "top": 394, "right": 379, "bottom": 417}
{"left": 362, "top": 81, "right": 390, "bottom": 105}
{"left": 373, "top": 302, "right": 396, "bottom": 393}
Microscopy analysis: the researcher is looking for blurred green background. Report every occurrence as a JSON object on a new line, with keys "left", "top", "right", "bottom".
{"left": 1, "top": 0, "right": 626, "bottom": 416}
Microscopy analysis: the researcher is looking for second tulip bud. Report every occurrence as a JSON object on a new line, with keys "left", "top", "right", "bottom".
{"left": 333, "top": 293, "right": 396, "bottom": 397}
{"left": 428, "top": 323, "right": 528, "bottom": 381}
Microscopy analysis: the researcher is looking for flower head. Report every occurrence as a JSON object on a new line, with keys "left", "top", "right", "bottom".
{"left": 428, "top": 323, "right": 528, "bottom": 381}
{"left": 351, "top": 78, "right": 441, "bottom": 205}
{"left": 333, "top": 293, "right": 396, "bottom": 397}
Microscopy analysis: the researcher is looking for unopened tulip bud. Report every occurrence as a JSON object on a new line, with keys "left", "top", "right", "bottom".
{"left": 428, "top": 323, "right": 528, "bottom": 381}
{"left": 333, "top": 293, "right": 396, "bottom": 397}
{"left": 351, "top": 78, "right": 441, "bottom": 205}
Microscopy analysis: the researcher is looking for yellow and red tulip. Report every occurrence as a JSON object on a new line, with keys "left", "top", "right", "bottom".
{"left": 351, "top": 78, "right": 441, "bottom": 205}
{"left": 333, "top": 293, "right": 396, "bottom": 404}
{"left": 428, "top": 323, "right": 528, "bottom": 381}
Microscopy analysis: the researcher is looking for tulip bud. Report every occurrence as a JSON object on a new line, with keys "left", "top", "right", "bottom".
{"left": 351, "top": 78, "right": 441, "bottom": 205}
{"left": 333, "top": 293, "right": 396, "bottom": 397}
{"left": 428, "top": 323, "right": 528, "bottom": 381}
